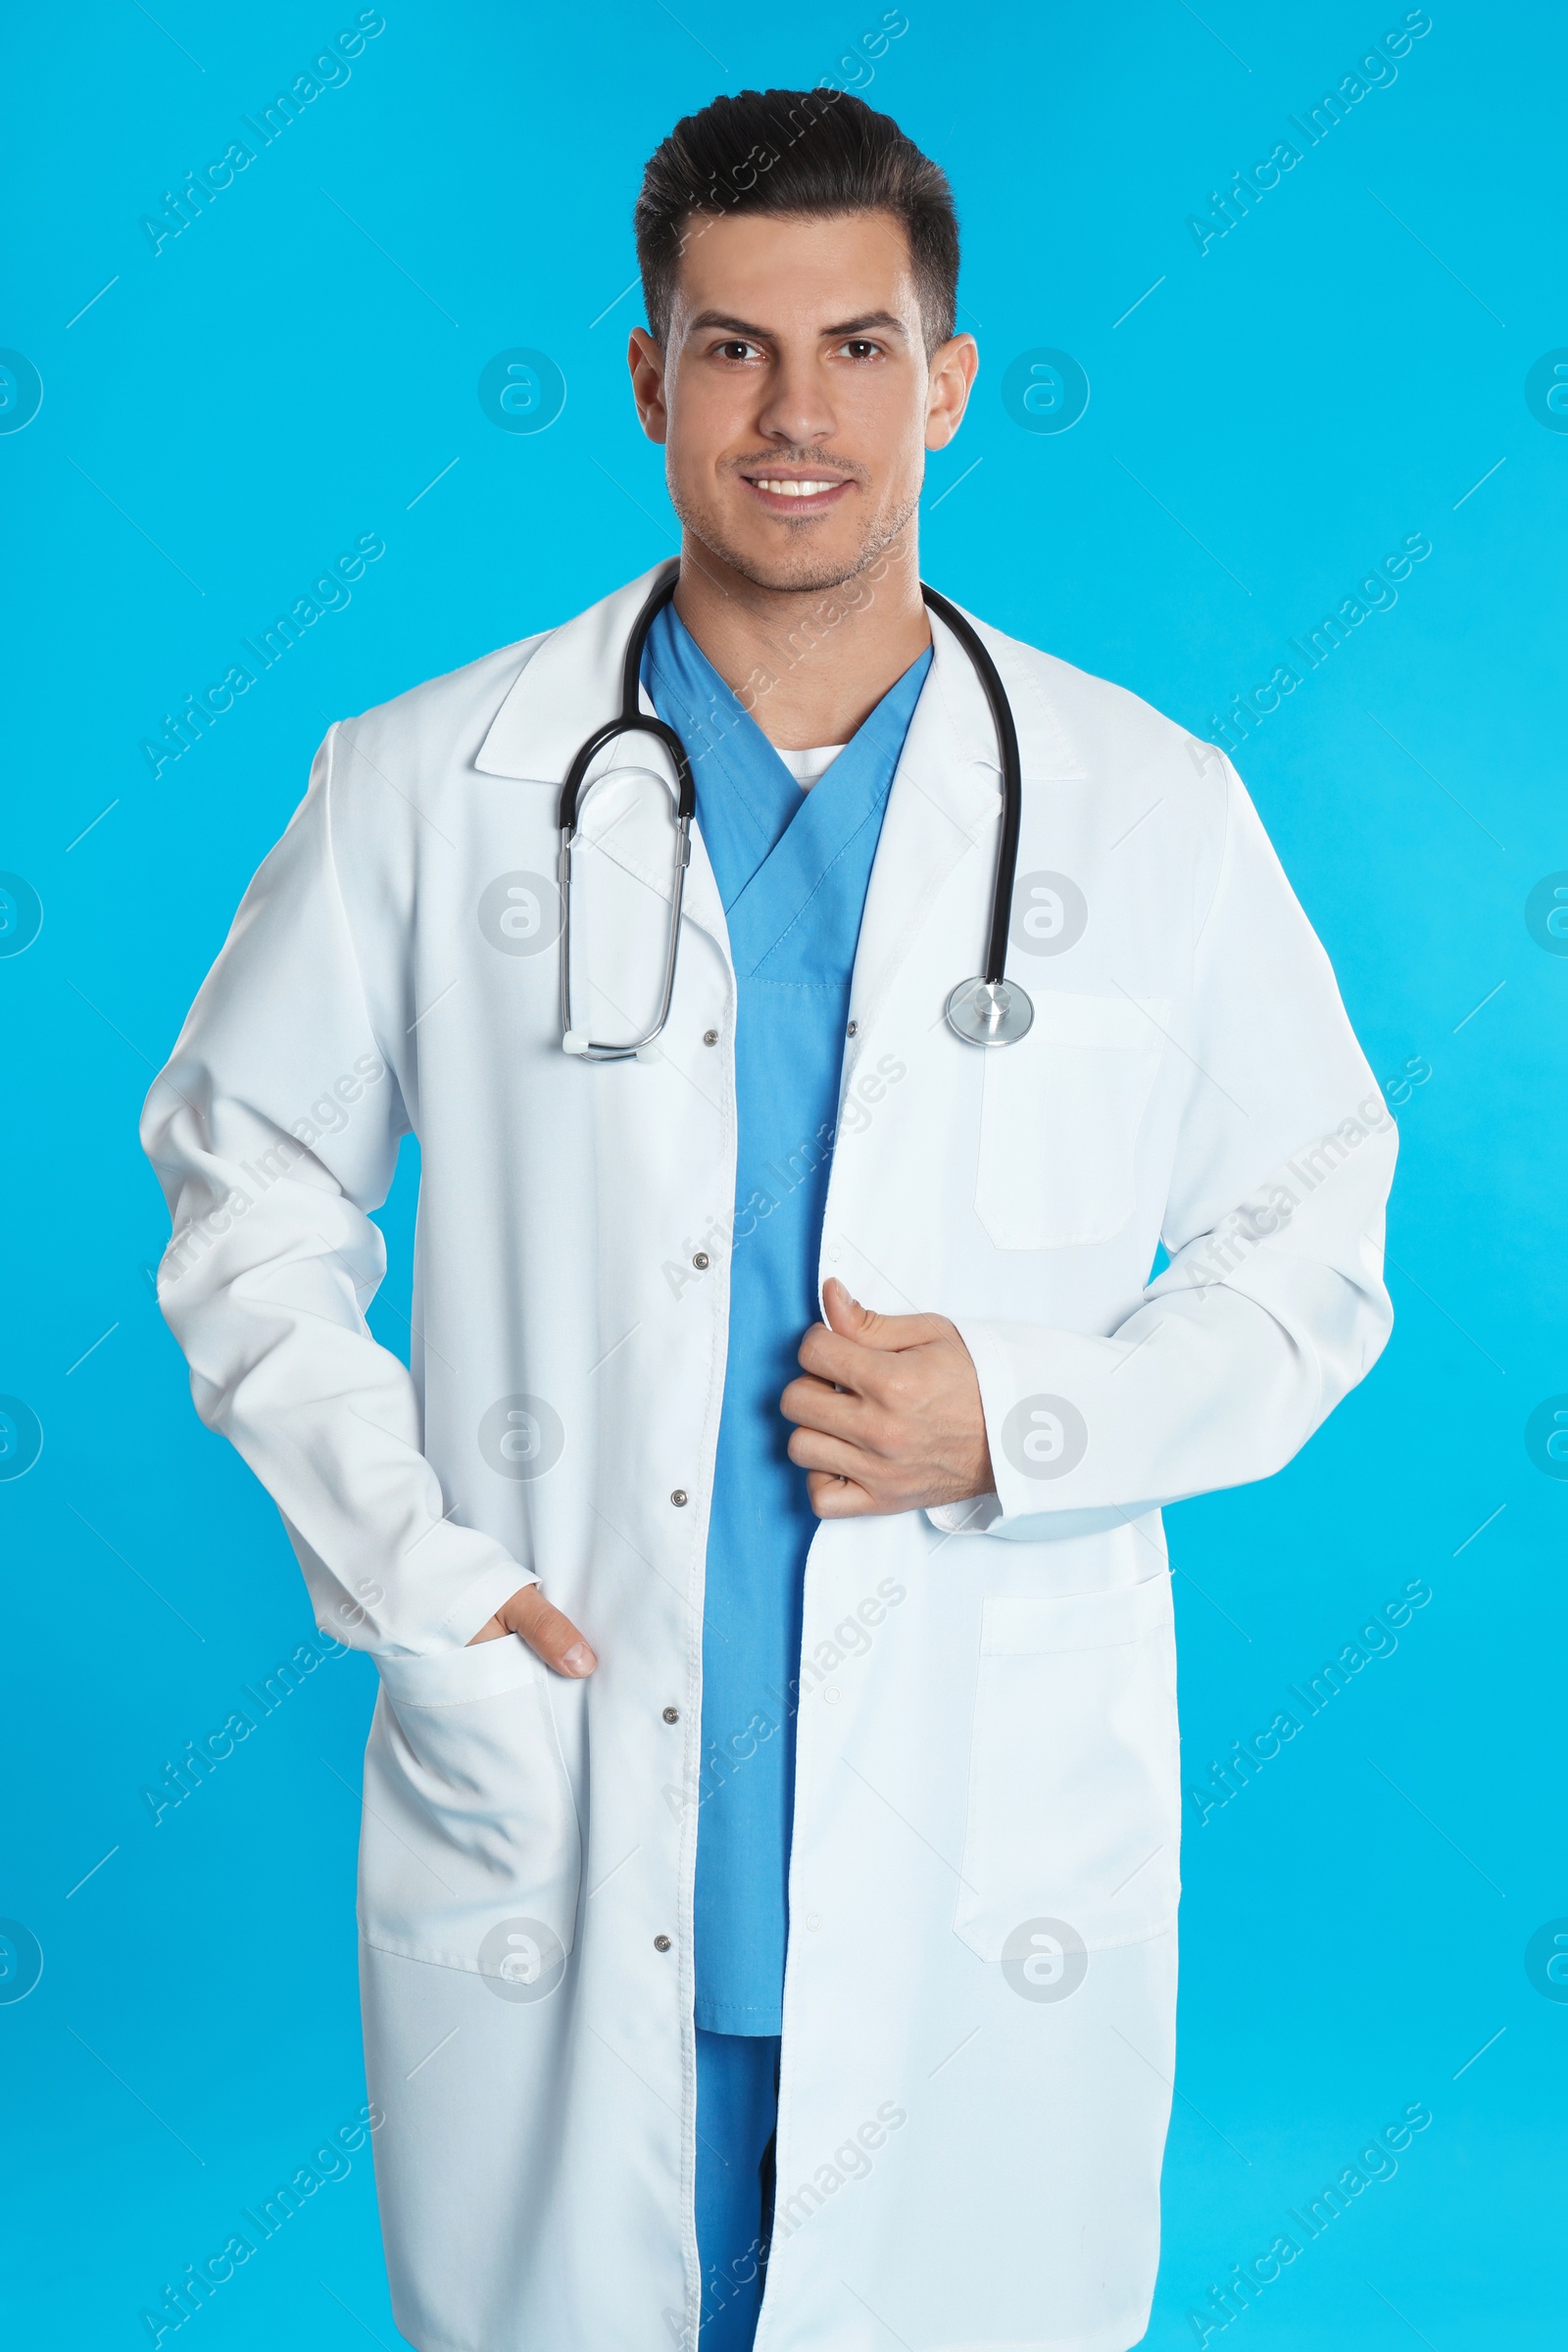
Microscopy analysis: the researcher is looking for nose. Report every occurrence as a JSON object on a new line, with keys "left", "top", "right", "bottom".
{"left": 753, "top": 347, "right": 838, "bottom": 453}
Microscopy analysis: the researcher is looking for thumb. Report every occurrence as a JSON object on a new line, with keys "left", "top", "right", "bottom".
{"left": 821, "top": 1277, "right": 942, "bottom": 1353}
{"left": 821, "top": 1277, "right": 877, "bottom": 1340}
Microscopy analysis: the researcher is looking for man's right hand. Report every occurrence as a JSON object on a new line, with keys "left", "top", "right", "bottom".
{"left": 468, "top": 1583, "right": 597, "bottom": 1676}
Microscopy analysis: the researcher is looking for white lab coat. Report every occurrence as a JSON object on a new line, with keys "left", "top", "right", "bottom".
{"left": 142, "top": 564, "right": 1396, "bottom": 2352}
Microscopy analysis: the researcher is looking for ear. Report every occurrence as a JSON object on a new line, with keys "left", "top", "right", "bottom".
{"left": 924, "top": 332, "right": 979, "bottom": 452}
{"left": 628, "top": 327, "right": 668, "bottom": 445}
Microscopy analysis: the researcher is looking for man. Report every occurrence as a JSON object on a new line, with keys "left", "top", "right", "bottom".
{"left": 142, "top": 88, "right": 1396, "bottom": 2352}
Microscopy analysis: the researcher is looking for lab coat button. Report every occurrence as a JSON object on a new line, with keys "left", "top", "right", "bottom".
{"left": 654, "top": 1935, "right": 672, "bottom": 1952}
{"left": 670, "top": 1489, "right": 688, "bottom": 1507}
{"left": 806, "top": 1912, "right": 822, "bottom": 1932}
{"left": 824, "top": 1687, "right": 841, "bottom": 1705}
{"left": 846, "top": 1019, "right": 858, "bottom": 1037}
{"left": 692, "top": 1251, "right": 710, "bottom": 1269}
{"left": 703, "top": 1029, "right": 719, "bottom": 1047}
{"left": 662, "top": 1705, "right": 679, "bottom": 1724}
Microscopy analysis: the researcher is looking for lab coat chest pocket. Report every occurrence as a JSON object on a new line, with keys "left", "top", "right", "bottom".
{"left": 975, "top": 992, "right": 1167, "bottom": 1250}
{"left": 359, "top": 1636, "right": 582, "bottom": 1976}
{"left": 954, "top": 1578, "right": 1181, "bottom": 1961}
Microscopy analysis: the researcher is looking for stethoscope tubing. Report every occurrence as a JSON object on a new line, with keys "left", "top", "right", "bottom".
{"left": 914, "top": 580, "right": 1023, "bottom": 991}
{"left": 557, "top": 561, "right": 1025, "bottom": 1058}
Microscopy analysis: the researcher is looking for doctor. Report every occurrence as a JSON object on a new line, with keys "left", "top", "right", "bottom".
{"left": 142, "top": 85, "right": 1396, "bottom": 2352}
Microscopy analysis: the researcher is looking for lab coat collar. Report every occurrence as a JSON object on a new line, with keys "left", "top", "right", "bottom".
{"left": 475, "top": 563, "right": 731, "bottom": 950}
{"left": 470, "top": 565, "right": 1090, "bottom": 986}
{"left": 473, "top": 562, "right": 674, "bottom": 787}
{"left": 471, "top": 563, "right": 1088, "bottom": 796}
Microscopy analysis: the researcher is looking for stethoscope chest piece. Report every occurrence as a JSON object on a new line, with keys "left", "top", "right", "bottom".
{"left": 945, "top": 974, "right": 1035, "bottom": 1047}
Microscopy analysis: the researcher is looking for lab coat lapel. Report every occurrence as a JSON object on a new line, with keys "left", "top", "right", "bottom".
{"left": 474, "top": 562, "right": 665, "bottom": 786}
{"left": 849, "top": 603, "right": 1090, "bottom": 1040}
{"left": 846, "top": 612, "right": 988, "bottom": 1037}
{"left": 472, "top": 563, "right": 728, "bottom": 952}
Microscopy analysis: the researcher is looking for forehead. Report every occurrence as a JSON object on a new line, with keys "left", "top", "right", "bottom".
{"left": 670, "top": 208, "right": 918, "bottom": 331}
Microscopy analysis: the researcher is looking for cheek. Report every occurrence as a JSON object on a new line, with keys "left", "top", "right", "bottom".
{"left": 845, "top": 373, "right": 930, "bottom": 477}
{"left": 665, "top": 342, "right": 756, "bottom": 433}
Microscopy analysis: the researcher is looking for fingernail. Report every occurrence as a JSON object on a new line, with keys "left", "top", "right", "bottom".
{"left": 561, "top": 1642, "right": 595, "bottom": 1676}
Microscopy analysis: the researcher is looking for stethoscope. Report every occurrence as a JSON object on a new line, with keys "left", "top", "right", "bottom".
{"left": 558, "top": 562, "right": 1033, "bottom": 1059}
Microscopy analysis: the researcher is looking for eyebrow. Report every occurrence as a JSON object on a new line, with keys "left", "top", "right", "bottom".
{"left": 684, "top": 308, "right": 910, "bottom": 344}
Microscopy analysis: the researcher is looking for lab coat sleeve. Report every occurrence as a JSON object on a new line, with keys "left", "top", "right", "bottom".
{"left": 139, "top": 727, "right": 534, "bottom": 1655}
{"left": 934, "top": 757, "right": 1396, "bottom": 1538}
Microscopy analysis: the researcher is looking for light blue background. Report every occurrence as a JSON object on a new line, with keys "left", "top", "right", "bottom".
{"left": 2, "top": 3, "right": 1562, "bottom": 2343}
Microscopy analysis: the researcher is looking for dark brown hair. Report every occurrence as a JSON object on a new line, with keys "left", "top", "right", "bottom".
{"left": 634, "top": 88, "right": 960, "bottom": 354}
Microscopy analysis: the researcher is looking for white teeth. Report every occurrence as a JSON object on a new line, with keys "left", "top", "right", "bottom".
{"left": 753, "top": 478, "right": 841, "bottom": 497}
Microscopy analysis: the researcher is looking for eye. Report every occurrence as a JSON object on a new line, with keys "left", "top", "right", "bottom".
{"left": 712, "top": 338, "right": 763, "bottom": 363}
{"left": 837, "top": 339, "right": 885, "bottom": 362}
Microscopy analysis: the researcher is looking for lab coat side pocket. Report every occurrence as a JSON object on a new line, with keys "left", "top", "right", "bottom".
{"left": 975, "top": 993, "right": 1167, "bottom": 1250}
{"left": 953, "top": 1577, "right": 1181, "bottom": 1961}
{"left": 359, "top": 1634, "right": 582, "bottom": 1978}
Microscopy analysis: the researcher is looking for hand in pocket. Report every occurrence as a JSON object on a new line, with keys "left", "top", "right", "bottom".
{"left": 469, "top": 1583, "right": 597, "bottom": 1676}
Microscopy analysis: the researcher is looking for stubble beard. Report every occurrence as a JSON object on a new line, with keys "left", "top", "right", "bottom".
{"left": 668, "top": 471, "right": 922, "bottom": 600}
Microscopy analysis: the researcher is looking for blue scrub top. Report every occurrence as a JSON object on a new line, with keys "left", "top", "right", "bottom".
{"left": 643, "top": 604, "right": 932, "bottom": 2034}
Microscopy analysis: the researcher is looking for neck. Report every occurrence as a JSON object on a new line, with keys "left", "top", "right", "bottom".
{"left": 671, "top": 526, "right": 931, "bottom": 751}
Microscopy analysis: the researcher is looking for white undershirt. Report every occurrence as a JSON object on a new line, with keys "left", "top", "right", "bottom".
{"left": 774, "top": 743, "right": 847, "bottom": 792}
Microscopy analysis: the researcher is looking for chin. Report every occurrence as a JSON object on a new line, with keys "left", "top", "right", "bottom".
{"left": 673, "top": 488, "right": 907, "bottom": 599}
{"left": 727, "top": 540, "right": 870, "bottom": 596}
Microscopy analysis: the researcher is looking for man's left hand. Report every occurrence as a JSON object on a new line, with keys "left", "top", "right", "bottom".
{"left": 780, "top": 1277, "right": 995, "bottom": 1518}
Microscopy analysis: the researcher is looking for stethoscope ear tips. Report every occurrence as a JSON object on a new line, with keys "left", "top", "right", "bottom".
{"left": 563, "top": 1031, "right": 590, "bottom": 1056}
{"left": 945, "top": 975, "right": 1035, "bottom": 1047}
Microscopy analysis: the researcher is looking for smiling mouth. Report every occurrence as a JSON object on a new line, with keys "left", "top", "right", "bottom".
{"left": 739, "top": 471, "right": 856, "bottom": 513}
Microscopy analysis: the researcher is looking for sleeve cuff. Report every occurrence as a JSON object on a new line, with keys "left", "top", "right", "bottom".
{"left": 950, "top": 1314, "right": 1112, "bottom": 1520}
{"left": 435, "top": 1560, "right": 542, "bottom": 1652}
{"left": 925, "top": 1494, "right": 1003, "bottom": 1535}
